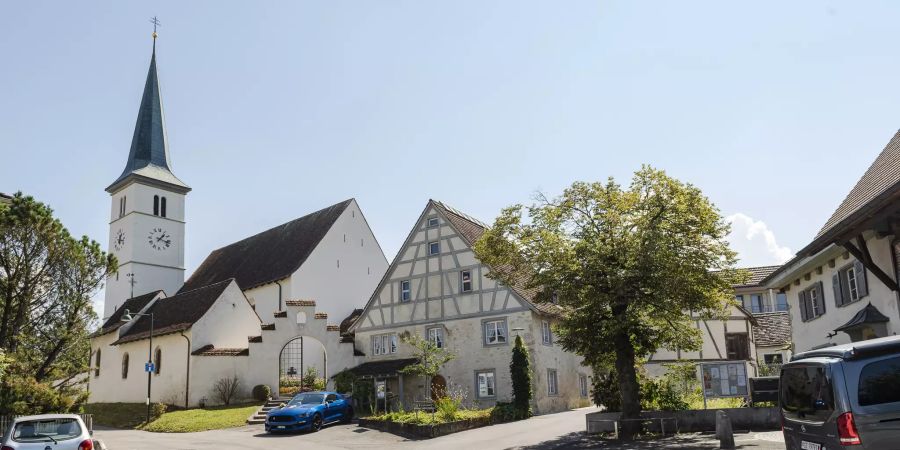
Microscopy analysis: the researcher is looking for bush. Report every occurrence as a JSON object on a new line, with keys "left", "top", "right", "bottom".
{"left": 211, "top": 375, "right": 241, "bottom": 406}
{"left": 591, "top": 370, "right": 622, "bottom": 412}
{"left": 510, "top": 335, "right": 533, "bottom": 418}
{"left": 151, "top": 402, "right": 167, "bottom": 420}
{"left": 435, "top": 396, "right": 461, "bottom": 421}
{"left": 491, "top": 401, "right": 528, "bottom": 422}
{"left": 640, "top": 377, "right": 688, "bottom": 411}
{"left": 252, "top": 384, "right": 271, "bottom": 402}
{"left": 333, "top": 370, "right": 356, "bottom": 394}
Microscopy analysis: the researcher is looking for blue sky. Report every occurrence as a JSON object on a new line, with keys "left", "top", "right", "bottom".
{"left": 3, "top": 2, "right": 899, "bottom": 316}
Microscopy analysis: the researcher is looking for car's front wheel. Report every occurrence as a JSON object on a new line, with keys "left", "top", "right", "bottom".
{"left": 311, "top": 414, "right": 323, "bottom": 432}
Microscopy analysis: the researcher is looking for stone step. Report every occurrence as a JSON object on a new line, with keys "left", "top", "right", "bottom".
{"left": 247, "top": 418, "right": 266, "bottom": 425}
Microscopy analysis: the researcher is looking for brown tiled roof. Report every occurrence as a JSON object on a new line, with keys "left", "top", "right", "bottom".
{"left": 261, "top": 323, "right": 276, "bottom": 331}
{"left": 248, "top": 336, "right": 262, "bottom": 343}
{"left": 112, "top": 279, "right": 233, "bottom": 345}
{"left": 346, "top": 358, "right": 419, "bottom": 378}
{"left": 432, "top": 200, "right": 565, "bottom": 318}
{"left": 93, "top": 290, "right": 162, "bottom": 337}
{"left": 752, "top": 311, "right": 792, "bottom": 347}
{"left": 816, "top": 130, "right": 900, "bottom": 240}
{"left": 286, "top": 299, "right": 316, "bottom": 307}
{"left": 734, "top": 266, "right": 781, "bottom": 288}
{"left": 191, "top": 345, "right": 249, "bottom": 356}
{"left": 181, "top": 200, "right": 352, "bottom": 292}
{"left": 326, "top": 325, "right": 340, "bottom": 332}
{"left": 314, "top": 312, "right": 328, "bottom": 319}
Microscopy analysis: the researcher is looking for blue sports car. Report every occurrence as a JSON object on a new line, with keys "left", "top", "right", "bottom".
{"left": 265, "top": 391, "right": 353, "bottom": 433}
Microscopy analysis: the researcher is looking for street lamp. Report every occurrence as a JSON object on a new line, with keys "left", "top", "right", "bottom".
{"left": 121, "top": 309, "right": 155, "bottom": 424}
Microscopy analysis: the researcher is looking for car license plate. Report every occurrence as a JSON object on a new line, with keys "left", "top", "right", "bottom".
{"left": 801, "top": 441, "right": 821, "bottom": 450}
{"left": 277, "top": 426, "right": 286, "bottom": 429}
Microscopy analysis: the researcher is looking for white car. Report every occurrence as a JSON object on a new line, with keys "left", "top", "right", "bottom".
{"left": 1, "top": 414, "right": 97, "bottom": 450}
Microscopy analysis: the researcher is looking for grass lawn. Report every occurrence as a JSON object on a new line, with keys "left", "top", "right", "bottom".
{"left": 141, "top": 404, "right": 259, "bottom": 433}
{"left": 83, "top": 403, "right": 149, "bottom": 429}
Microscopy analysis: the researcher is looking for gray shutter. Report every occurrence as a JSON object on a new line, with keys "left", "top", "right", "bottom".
{"left": 832, "top": 273, "right": 844, "bottom": 307}
{"left": 799, "top": 290, "right": 809, "bottom": 322}
{"left": 854, "top": 260, "right": 869, "bottom": 298}
{"left": 816, "top": 281, "right": 826, "bottom": 315}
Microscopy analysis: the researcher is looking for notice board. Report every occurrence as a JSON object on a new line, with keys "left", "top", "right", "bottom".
{"left": 701, "top": 362, "right": 748, "bottom": 398}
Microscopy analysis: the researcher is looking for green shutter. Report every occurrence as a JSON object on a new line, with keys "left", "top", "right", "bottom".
{"left": 832, "top": 273, "right": 843, "bottom": 307}
{"left": 854, "top": 260, "right": 869, "bottom": 298}
{"left": 799, "top": 290, "right": 809, "bottom": 322}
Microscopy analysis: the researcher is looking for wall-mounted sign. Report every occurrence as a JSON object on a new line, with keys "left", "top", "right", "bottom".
{"left": 376, "top": 380, "right": 386, "bottom": 399}
{"left": 701, "top": 362, "right": 748, "bottom": 398}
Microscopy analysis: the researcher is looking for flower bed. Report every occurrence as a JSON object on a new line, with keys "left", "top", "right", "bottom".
{"left": 359, "top": 412, "right": 495, "bottom": 439}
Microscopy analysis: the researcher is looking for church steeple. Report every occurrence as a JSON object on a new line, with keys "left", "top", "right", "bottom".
{"left": 107, "top": 28, "right": 189, "bottom": 194}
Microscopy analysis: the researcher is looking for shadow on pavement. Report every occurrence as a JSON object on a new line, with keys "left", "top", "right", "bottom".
{"left": 510, "top": 432, "right": 782, "bottom": 449}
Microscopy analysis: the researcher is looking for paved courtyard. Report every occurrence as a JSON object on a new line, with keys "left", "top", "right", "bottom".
{"left": 95, "top": 408, "right": 786, "bottom": 450}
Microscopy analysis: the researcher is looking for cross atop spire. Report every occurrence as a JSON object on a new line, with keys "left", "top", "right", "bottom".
{"left": 106, "top": 25, "right": 190, "bottom": 194}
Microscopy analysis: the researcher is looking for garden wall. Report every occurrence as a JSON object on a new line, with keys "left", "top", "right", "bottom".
{"left": 585, "top": 407, "right": 779, "bottom": 434}
{"left": 358, "top": 416, "right": 493, "bottom": 439}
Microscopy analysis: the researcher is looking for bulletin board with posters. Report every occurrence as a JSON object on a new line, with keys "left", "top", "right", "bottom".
{"left": 700, "top": 362, "right": 748, "bottom": 398}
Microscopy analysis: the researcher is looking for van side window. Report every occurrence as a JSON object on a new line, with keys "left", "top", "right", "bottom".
{"left": 781, "top": 366, "right": 834, "bottom": 422}
{"left": 858, "top": 356, "right": 900, "bottom": 406}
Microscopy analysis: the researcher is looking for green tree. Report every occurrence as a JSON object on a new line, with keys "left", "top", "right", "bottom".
{"left": 0, "top": 192, "right": 116, "bottom": 413}
{"left": 474, "top": 167, "right": 741, "bottom": 438}
{"left": 510, "top": 335, "right": 532, "bottom": 418}
{"left": 399, "top": 334, "right": 455, "bottom": 398}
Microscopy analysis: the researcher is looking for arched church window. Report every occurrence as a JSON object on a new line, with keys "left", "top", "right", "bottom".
{"left": 154, "top": 347, "right": 162, "bottom": 375}
{"left": 153, "top": 195, "right": 159, "bottom": 216}
{"left": 121, "top": 353, "right": 129, "bottom": 379}
{"left": 160, "top": 197, "right": 167, "bottom": 218}
{"left": 94, "top": 349, "right": 101, "bottom": 377}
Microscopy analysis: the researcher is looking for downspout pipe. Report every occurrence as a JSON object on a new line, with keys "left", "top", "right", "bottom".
{"left": 180, "top": 331, "right": 191, "bottom": 409}
{"left": 275, "top": 280, "right": 284, "bottom": 311}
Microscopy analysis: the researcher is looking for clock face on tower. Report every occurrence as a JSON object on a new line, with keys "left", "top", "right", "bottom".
{"left": 148, "top": 227, "right": 172, "bottom": 251}
{"left": 114, "top": 229, "right": 126, "bottom": 251}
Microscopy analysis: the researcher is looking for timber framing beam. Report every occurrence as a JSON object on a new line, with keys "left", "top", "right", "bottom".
{"left": 841, "top": 236, "right": 899, "bottom": 292}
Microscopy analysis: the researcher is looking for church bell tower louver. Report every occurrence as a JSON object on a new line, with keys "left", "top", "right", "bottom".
{"left": 103, "top": 27, "right": 190, "bottom": 319}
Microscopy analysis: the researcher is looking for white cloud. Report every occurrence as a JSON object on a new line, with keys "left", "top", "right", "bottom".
{"left": 725, "top": 213, "right": 793, "bottom": 266}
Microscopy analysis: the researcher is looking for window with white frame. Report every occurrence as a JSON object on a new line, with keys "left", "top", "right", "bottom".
{"left": 809, "top": 287, "right": 821, "bottom": 316}
{"left": 460, "top": 270, "right": 473, "bottom": 293}
{"left": 373, "top": 334, "right": 398, "bottom": 356}
{"left": 428, "top": 241, "right": 440, "bottom": 255}
{"left": 483, "top": 319, "right": 507, "bottom": 346}
{"left": 427, "top": 327, "right": 444, "bottom": 348}
{"left": 541, "top": 320, "right": 552, "bottom": 345}
{"left": 579, "top": 375, "right": 589, "bottom": 397}
{"left": 799, "top": 282, "right": 826, "bottom": 322}
{"left": 476, "top": 370, "right": 496, "bottom": 398}
{"left": 400, "top": 280, "right": 411, "bottom": 302}
{"left": 847, "top": 266, "right": 859, "bottom": 301}
{"left": 427, "top": 217, "right": 439, "bottom": 228}
{"left": 547, "top": 369, "right": 559, "bottom": 395}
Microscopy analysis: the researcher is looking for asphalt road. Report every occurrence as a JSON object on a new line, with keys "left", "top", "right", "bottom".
{"left": 95, "top": 408, "right": 786, "bottom": 450}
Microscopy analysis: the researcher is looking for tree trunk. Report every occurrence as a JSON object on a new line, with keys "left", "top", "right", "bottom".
{"left": 612, "top": 301, "right": 641, "bottom": 440}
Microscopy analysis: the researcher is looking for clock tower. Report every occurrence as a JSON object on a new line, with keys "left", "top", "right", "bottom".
{"left": 104, "top": 34, "right": 190, "bottom": 319}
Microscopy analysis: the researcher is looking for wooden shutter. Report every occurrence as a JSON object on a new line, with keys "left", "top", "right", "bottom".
{"left": 816, "top": 281, "right": 826, "bottom": 315}
{"left": 833, "top": 273, "right": 844, "bottom": 307}
{"left": 854, "top": 260, "right": 869, "bottom": 298}
{"left": 799, "top": 290, "right": 809, "bottom": 322}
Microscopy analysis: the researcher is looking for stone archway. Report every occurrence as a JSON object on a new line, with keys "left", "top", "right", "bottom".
{"left": 278, "top": 335, "right": 328, "bottom": 398}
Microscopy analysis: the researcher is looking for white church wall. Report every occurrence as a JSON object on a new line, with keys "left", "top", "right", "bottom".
{"left": 243, "top": 281, "right": 290, "bottom": 325}
{"left": 190, "top": 355, "right": 256, "bottom": 406}
{"left": 104, "top": 264, "right": 184, "bottom": 320}
{"left": 289, "top": 199, "right": 388, "bottom": 323}
{"left": 191, "top": 281, "right": 261, "bottom": 350}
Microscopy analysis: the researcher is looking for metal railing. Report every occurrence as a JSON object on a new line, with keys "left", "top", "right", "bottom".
{"left": 0, "top": 414, "right": 93, "bottom": 438}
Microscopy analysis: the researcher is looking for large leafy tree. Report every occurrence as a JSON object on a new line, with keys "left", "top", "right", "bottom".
{"left": 474, "top": 167, "right": 741, "bottom": 438}
{"left": 0, "top": 193, "right": 116, "bottom": 413}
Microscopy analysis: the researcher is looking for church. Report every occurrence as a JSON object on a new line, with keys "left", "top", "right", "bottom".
{"left": 89, "top": 34, "right": 591, "bottom": 414}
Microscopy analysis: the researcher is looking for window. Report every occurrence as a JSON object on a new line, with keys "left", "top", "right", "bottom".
{"left": 579, "top": 375, "right": 589, "bottom": 397}
{"left": 427, "top": 217, "right": 439, "bottom": 228}
{"left": 734, "top": 295, "right": 744, "bottom": 307}
{"left": 373, "top": 334, "right": 398, "bottom": 356}
{"left": 799, "top": 282, "right": 826, "bottom": 321}
{"left": 750, "top": 294, "right": 765, "bottom": 313}
{"left": 154, "top": 348, "right": 162, "bottom": 375}
{"left": 460, "top": 270, "right": 472, "bottom": 293}
{"left": 118, "top": 196, "right": 127, "bottom": 218}
{"left": 160, "top": 196, "right": 166, "bottom": 217}
{"left": 326, "top": 393, "right": 337, "bottom": 403}
{"left": 547, "top": 369, "right": 559, "bottom": 395}
{"left": 121, "top": 353, "right": 129, "bottom": 379}
{"left": 94, "top": 349, "right": 101, "bottom": 377}
{"left": 476, "top": 370, "right": 496, "bottom": 398}
{"left": 781, "top": 365, "right": 834, "bottom": 422}
{"left": 834, "top": 262, "right": 868, "bottom": 307}
{"left": 428, "top": 241, "right": 440, "bottom": 255}
{"left": 725, "top": 333, "right": 749, "bottom": 360}
{"left": 483, "top": 319, "right": 508, "bottom": 346}
{"left": 858, "top": 356, "right": 900, "bottom": 406}
{"left": 427, "top": 327, "right": 444, "bottom": 349}
{"left": 153, "top": 195, "right": 159, "bottom": 216}
{"left": 775, "top": 292, "right": 788, "bottom": 312}
{"left": 400, "top": 280, "right": 411, "bottom": 302}
{"left": 764, "top": 353, "right": 783, "bottom": 365}
{"left": 541, "top": 320, "right": 552, "bottom": 345}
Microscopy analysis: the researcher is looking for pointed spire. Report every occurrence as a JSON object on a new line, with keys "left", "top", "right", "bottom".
{"left": 107, "top": 27, "right": 189, "bottom": 194}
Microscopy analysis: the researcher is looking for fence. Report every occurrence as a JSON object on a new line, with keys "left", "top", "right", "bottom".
{"left": 0, "top": 414, "right": 93, "bottom": 438}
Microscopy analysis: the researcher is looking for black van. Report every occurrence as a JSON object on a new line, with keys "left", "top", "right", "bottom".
{"left": 780, "top": 336, "right": 900, "bottom": 449}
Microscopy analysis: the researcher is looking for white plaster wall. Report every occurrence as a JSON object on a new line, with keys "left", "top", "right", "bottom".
{"left": 104, "top": 263, "right": 184, "bottom": 319}
{"left": 243, "top": 282, "right": 288, "bottom": 324}
{"left": 191, "top": 281, "right": 261, "bottom": 350}
{"left": 289, "top": 200, "right": 388, "bottom": 323}
{"left": 783, "top": 235, "right": 899, "bottom": 353}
